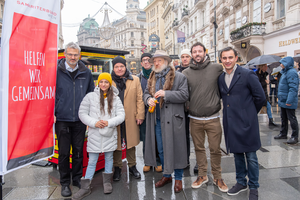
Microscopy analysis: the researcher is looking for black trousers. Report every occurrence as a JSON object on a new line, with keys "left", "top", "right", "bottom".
{"left": 280, "top": 107, "right": 299, "bottom": 138}
{"left": 185, "top": 112, "right": 190, "bottom": 163}
{"left": 55, "top": 121, "right": 86, "bottom": 186}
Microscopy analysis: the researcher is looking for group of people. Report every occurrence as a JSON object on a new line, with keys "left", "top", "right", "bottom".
{"left": 54, "top": 42, "right": 299, "bottom": 200}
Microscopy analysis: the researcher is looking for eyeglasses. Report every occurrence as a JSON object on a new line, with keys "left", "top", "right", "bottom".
{"left": 142, "top": 59, "right": 150, "bottom": 63}
{"left": 66, "top": 53, "right": 80, "bottom": 57}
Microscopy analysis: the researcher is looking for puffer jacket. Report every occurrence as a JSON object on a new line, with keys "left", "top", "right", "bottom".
{"left": 78, "top": 86, "right": 125, "bottom": 153}
{"left": 278, "top": 56, "right": 299, "bottom": 109}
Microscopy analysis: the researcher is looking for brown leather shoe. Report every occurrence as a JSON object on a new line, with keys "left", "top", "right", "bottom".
{"left": 174, "top": 180, "right": 183, "bottom": 193}
{"left": 155, "top": 177, "right": 172, "bottom": 188}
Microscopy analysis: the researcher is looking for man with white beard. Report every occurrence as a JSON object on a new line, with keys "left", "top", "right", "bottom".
{"left": 143, "top": 50, "right": 189, "bottom": 193}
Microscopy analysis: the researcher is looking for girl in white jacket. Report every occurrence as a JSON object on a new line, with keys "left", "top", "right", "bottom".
{"left": 73, "top": 73, "right": 125, "bottom": 200}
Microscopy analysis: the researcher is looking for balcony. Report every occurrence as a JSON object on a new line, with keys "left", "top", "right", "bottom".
{"left": 182, "top": 10, "right": 189, "bottom": 22}
{"left": 230, "top": 23, "right": 266, "bottom": 42}
{"left": 194, "top": 0, "right": 206, "bottom": 8}
{"left": 172, "top": 3, "right": 179, "bottom": 12}
{"left": 172, "top": 21, "right": 179, "bottom": 28}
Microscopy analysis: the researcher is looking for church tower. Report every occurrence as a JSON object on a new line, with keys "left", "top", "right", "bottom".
{"left": 126, "top": 0, "right": 140, "bottom": 11}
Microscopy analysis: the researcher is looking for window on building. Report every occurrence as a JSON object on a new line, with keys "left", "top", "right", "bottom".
{"left": 141, "top": 40, "right": 144, "bottom": 45}
{"left": 1, "top": 4, "right": 3, "bottom": 17}
{"left": 157, "top": 18, "right": 159, "bottom": 26}
{"left": 253, "top": 0, "right": 261, "bottom": 22}
{"left": 277, "top": 0, "right": 285, "bottom": 19}
{"left": 131, "top": 50, "right": 135, "bottom": 56}
{"left": 191, "top": 20, "right": 193, "bottom": 34}
{"left": 130, "top": 23, "right": 134, "bottom": 27}
{"left": 224, "top": 18, "right": 229, "bottom": 41}
{"left": 131, "top": 32, "right": 134, "bottom": 37}
{"left": 201, "top": 10, "right": 205, "bottom": 27}
{"left": 141, "top": 32, "right": 144, "bottom": 37}
{"left": 236, "top": 10, "right": 241, "bottom": 29}
{"left": 195, "top": 16, "right": 197, "bottom": 31}
{"left": 131, "top": 40, "right": 134, "bottom": 46}
{"left": 140, "top": 25, "right": 144, "bottom": 28}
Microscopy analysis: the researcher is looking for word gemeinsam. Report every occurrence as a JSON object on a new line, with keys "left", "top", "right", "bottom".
{"left": 24, "top": 51, "right": 45, "bottom": 66}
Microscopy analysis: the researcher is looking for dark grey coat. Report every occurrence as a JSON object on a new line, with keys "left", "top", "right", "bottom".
{"left": 143, "top": 70, "right": 189, "bottom": 174}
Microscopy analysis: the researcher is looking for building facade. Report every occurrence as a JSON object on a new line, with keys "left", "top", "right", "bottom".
{"left": 102, "top": 0, "right": 147, "bottom": 74}
{"left": 77, "top": 15, "right": 101, "bottom": 47}
{"left": 144, "top": 0, "right": 165, "bottom": 53}
{"left": 172, "top": 0, "right": 210, "bottom": 57}
{"left": 210, "top": 0, "right": 300, "bottom": 63}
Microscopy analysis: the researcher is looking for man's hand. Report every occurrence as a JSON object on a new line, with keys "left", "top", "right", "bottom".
{"left": 136, "top": 119, "right": 144, "bottom": 125}
{"left": 154, "top": 90, "right": 165, "bottom": 98}
{"left": 265, "top": 80, "right": 270, "bottom": 84}
{"left": 54, "top": 116, "right": 56, "bottom": 123}
{"left": 148, "top": 98, "right": 157, "bottom": 107}
{"left": 286, "top": 104, "right": 291, "bottom": 106}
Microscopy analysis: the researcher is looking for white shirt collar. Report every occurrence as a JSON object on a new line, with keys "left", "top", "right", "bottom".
{"left": 65, "top": 61, "right": 78, "bottom": 72}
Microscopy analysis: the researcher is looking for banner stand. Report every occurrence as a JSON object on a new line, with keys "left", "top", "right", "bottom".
{"left": 0, "top": 175, "right": 4, "bottom": 200}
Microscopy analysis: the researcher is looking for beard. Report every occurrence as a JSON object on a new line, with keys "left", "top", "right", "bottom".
{"left": 193, "top": 55, "right": 206, "bottom": 64}
{"left": 152, "top": 60, "right": 169, "bottom": 73}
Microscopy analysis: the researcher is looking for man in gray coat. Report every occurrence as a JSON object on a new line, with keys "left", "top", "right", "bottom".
{"left": 143, "top": 50, "right": 189, "bottom": 193}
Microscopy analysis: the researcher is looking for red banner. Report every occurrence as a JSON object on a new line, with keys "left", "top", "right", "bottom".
{"left": 0, "top": 0, "right": 60, "bottom": 174}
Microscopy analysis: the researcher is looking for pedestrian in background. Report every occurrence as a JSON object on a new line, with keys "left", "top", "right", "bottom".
{"left": 73, "top": 73, "right": 125, "bottom": 200}
{"left": 274, "top": 56, "right": 299, "bottom": 144}
{"left": 256, "top": 64, "right": 278, "bottom": 126}
{"left": 144, "top": 50, "right": 189, "bottom": 193}
{"left": 182, "top": 42, "right": 228, "bottom": 193}
{"left": 177, "top": 49, "right": 192, "bottom": 166}
{"left": 55, "top": 42, "right": 94, "bottom": 197}
{"left": 137, "top": 53, "right": 162, "bottom": 173}
{"left": 111, "top": 56, "right": 145, "bottom": 181}
{"left": 269, "top": 73, "right": 278, "bottom": 105}
{"left": 218, "top": 47, "right": 265, "bottom": 200}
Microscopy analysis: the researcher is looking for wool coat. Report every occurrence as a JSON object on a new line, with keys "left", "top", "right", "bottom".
{"left": 218, "top": 65, "right": 265, "bottom": 153}
{"left": 112, "top": 75, "right": 145, "bottom": 150}
{"left": 78, "top": 86, "right": 125, "bottom": 153}
{"left": 277, "top": 57, "right": 299, "bottom": 110}
{"left": 143, "top": 66, "right": 189, "bottom": 174}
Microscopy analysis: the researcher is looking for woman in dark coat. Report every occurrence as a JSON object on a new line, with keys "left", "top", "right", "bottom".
{"left": 256, "top": 64, "right": 277, "bottom": 126}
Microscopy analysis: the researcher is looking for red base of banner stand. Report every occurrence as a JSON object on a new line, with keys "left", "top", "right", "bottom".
{"left": 48, "top": 135, "right": 127, "bottom": 176}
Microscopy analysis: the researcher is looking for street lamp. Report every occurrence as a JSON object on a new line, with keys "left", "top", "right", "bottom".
{"left": 98, "top": 2, "right": 116, "bottom": 40}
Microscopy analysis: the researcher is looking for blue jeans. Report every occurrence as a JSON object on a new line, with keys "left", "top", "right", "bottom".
{"left": 266, "top": 101, "right": 273, "bottom": 119}
{"left": 155, "top": 119, "right": 184, "bottom": 180}
{"left": 234, "top": 152, "right": 259, "bottom": 189}
{"left": 85, "top": 151, "right": 114, "bottom": 180}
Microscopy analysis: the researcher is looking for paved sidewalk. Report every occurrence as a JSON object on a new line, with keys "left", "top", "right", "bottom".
{"left": 2, "top": 104, "right": 300, "bottom": 200}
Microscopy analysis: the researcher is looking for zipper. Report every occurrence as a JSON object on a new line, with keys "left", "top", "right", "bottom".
{"left": 73, "top": 81, "right": 75, "bottom": 121}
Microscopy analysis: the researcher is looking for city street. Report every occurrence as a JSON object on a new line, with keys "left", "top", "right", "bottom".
{"left": 2, "top": 103, "right": 300, "bottom": 200}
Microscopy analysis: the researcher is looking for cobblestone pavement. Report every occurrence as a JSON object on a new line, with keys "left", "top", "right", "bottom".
{"left": 2, "top": 103, "right": 300, "bottom": 200}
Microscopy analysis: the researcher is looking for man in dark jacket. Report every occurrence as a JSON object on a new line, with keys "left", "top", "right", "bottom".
{"left": 274, "top": 56, "right": 299, "bottom": 144}
{"left": 218, "top": 47, "right": 265, "bottom": 200}
{"left": 183, "top": 42, "right": 228, "bottom": 193}
{"left": 55, "top": 42, "right": 94, "bottom": 197}
{"left": 137, "top": 53, "right": 162, "bottom": 173}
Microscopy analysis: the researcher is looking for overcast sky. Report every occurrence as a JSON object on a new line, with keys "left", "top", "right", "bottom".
{"left": 61, "top": 0, "right": 148, "bottom": 47}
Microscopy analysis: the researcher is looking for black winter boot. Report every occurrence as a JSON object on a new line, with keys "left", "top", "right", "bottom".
{"left": 269, "top": 118, "right": 278, "bottom": 126}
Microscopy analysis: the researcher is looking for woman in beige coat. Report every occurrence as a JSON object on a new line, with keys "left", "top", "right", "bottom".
{"left": 110, "top": 56, "right": 145, "bottom": 181}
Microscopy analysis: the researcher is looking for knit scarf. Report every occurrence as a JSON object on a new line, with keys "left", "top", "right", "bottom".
{"left": 142, "top": 67, "right": 152, "bottom": 79}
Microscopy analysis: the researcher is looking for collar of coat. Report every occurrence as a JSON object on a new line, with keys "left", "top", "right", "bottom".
{"left": 148, "top": 65, "right": 175, "bottom": 108}
{"left": 189, "top": 55, "right": 210, "bottom": 70}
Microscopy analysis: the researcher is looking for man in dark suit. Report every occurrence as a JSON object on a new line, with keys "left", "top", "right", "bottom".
{"left": 218, "top": 47, "right": 265, "bottom": 200}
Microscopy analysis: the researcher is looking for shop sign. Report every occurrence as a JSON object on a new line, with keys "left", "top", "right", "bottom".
{"left": 241, "top": 42, "right": 247, "bottom": 49}
{"left": 279, "top": 32, "right": 300, "bottom": 47}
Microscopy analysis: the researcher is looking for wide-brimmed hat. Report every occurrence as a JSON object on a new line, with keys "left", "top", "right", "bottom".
{"left": 149, "top": 50, "right": 172, "bottom": 64}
